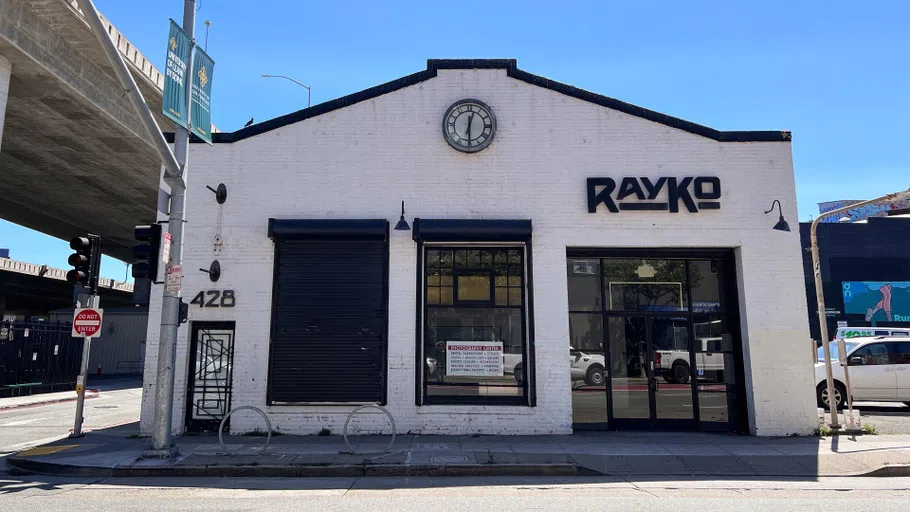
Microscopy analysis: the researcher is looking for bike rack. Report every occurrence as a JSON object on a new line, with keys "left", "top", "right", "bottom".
{"left": 218, "top": 405, "right": 272, "bottom": 456}
{"left": 342, "top": 404, "right": 397, "bottom": 455}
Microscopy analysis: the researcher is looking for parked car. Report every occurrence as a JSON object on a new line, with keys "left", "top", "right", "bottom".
{"left": 815, "top": 336, "right": 910, "bottom": 409}
{"left": 569, "top": 347, "right": 606, "bottom": 385}
{"left": 655, "top": 337, "right": 724, "bottom": 384}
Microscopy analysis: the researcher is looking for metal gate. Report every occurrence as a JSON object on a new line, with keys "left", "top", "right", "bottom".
{"left": 0, "top": 321, "right": 82, "bottom": 397}
{"left": 185, "top": 322, "right": 235, "bottom": 432}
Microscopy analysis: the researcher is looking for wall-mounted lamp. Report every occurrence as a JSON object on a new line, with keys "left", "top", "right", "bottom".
{"left": 199, "top": 260, "right": 221, "bottom": 282}
{"left": 394, "top": 201, "right": 410, "bottom": 231}
{"left": 206, "top": 183, "right": 227, "bottom": 204}
{"left": 764, "top": 200, "right": 791, "bottom": 232}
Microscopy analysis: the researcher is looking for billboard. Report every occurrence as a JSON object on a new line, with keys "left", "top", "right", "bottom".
{"left": 819, "top": 199, "right": 910, "bottom": 223}
{"left": 842, "top": 281, "right": 910, "bottom": 322}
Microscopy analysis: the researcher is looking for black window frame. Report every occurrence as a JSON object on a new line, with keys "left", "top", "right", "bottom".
{"left": 417, "top": 244, "right": 534, "bottom": 406}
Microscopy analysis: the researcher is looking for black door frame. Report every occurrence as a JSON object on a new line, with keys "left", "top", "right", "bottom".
{"left": 185, "top": 321, "right": 236, "bottom": 433}
{"left": 567, "top": 248, "right": 747, "bottom": 433}
{"left": 605, "top": 314, "right": 698, "bottom": 431}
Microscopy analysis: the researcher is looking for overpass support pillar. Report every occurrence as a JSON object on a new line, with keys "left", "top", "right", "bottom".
{"left": 0, "top": 54, "right": 9, "bottom": 152}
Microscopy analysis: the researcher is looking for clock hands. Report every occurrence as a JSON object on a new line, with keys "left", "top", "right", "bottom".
{"left": 466, "top": 112, "right": 474, "bottom": 142}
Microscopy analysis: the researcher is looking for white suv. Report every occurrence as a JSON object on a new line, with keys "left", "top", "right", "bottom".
{"left": 815, "top": 336, "right": 910, "bottom": 409}
{"left": 569, "top": 347, "right": 606, "bottom": 385}
{"left": 655, "top": 337, "right": 725, "bottom": 384}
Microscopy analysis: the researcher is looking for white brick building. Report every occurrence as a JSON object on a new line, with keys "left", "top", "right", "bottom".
{"left": 140, "top": 59, "right": 816, "bottom": 437}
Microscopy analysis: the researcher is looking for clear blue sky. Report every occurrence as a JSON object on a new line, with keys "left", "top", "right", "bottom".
{"left": 2, "top": 0, "right": 907, "bottom": 279}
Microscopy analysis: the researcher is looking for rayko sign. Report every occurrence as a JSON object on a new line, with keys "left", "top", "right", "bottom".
{"left": 587, "top": 176, "right": 721, "bottom": 213}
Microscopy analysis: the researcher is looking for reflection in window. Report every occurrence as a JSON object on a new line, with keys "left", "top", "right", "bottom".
{"left": 689, "top": 261, "right": 726, "bottom": 312}
{"left": 603, "top": 259, "right": 687, "bottom": 312}
{"left": 424, "top": 247, "right": 527, "bottom": 403}
{"left": 567, "top": 259, "right": 601, "bottom": 311}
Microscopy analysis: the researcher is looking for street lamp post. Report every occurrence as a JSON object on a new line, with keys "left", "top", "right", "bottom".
{"left": 811, "top": 188, "right": 910, "bottom": 428}
{"left": 262, "top": 74, "right": 311, "bottom": 107}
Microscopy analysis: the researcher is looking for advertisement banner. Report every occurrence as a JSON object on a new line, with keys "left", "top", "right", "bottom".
{"left": 163, "top": 20, "right": 192, "bottom": 127}
{"left": 190, "top": 47, "right": 215, "bottom": 144}
{"left": 445, "top": 341, "right": 503, "bottom": 377}
{"left": 842, "top": 281, "right": 910, "bottom": 322}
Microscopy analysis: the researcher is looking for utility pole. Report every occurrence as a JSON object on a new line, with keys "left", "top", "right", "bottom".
{"left": 74, "top": 0, "right": 193, "bottom": 455}
{"left": 148, "top": 0, "right": 195, "bottom": 454}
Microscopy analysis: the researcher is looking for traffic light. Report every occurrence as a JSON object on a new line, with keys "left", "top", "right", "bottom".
{"left": 132, "top": 224, "right": 163, "bottom": 282}
{"left": 66, "top": 235, "right": 101, "bottom": 293}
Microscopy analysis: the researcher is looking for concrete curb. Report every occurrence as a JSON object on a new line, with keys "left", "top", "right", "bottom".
{"left": 8, "top": 456, "right": 910, "bottom": 479}
{"left": 5, "top": 457, "right": 581, "bottom": 478}
{"left": 0, "top": 390, "right": 100, "bottom": 412}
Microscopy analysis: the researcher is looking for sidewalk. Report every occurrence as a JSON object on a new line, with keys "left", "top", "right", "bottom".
{"left": 0, "top": 389, "right": 99, "bottom": 412}
{"left": 7, "top": 424, "right": 910, "bottom": 478}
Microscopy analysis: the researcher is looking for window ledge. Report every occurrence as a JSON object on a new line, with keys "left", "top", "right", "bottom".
{"left": 416, "top": 405, "right": 534, "bottom": 415}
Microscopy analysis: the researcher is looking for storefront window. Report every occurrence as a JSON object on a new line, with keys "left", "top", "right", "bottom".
{"left": 423, "top": 247, "right": 527, "bottom": 404}
{"left": 689, "top": 260, "right": 730, "bottom": 313}
{"left": 603, "top": 258, "right": 688, "bottom": 312}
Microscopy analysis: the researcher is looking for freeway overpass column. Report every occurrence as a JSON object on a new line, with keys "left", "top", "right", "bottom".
{"left": 0, "top": 54, "right": 10, "bottom": 151}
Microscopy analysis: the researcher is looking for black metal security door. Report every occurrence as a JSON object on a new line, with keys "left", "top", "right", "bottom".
{"left": 185, "top": 322, "right": 235, "bottom": 432}
{"left": 268, "top": 237, "right": 388, "bottom": 404}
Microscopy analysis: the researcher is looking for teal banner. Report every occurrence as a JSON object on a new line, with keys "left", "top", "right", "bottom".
{"left": 162, "top": 20, "right": 192, "bottom": 127}
{"left": 191, "top": 47, "right": 215, "bottom": 144}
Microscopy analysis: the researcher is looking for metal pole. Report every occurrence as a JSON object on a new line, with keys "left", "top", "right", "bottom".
{"left": 262, "top": 75, "right": 310, "bottom": 107}
{"left": 73, "top": 0, "right": 182, "bottom": 181}
{"left": 810, "top": 188, "right": 910, "bottom": 428}
{"left": 73, "top": 0, "right": 193, "bottom": 453}
{"left": 149, "top": 0, "right": 195, "bottom": 454}
{"left": 71, "top": 294, "right": 100, "bottom": 437}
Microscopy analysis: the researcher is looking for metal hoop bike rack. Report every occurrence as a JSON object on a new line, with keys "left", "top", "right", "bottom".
{"left": 343, "top": 404, "right": 397, "bottom": 455}
{"left": 218, "top": 405, "right": 272, "bottom": 456}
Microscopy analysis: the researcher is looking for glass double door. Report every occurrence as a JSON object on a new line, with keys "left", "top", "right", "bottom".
{"left": 607, "top": 315, "right": 696, "bottom": 430}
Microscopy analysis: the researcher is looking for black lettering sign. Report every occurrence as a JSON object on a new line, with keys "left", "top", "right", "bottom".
{"left": 587, "top": 176, "right": 721, "bottom": 213}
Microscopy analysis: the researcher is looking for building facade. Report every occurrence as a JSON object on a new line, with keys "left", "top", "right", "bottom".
{"left": 140, "top": 59, "right": 816, "bottom": 437}
{"left": 801, "top": 217, "right": 910, "bottom": 341}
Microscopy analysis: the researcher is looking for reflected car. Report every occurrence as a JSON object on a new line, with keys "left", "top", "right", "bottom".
{"left": 570, "top": 347, "right": 606, "bottom": 385}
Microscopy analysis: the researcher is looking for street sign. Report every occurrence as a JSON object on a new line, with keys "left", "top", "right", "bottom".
{"left": 163, "top": 20, "right": 192, "bottom": 127}
{"left": 162, "top": 231, "right": 172, "bottom": 265}
{"left": 72, "top": 308, "right": 103, "bottom": 338}
{"left": 190, "top": 46, "right": 215, "bottom": 144}
{"left": 166, "top": 264, "right": 183, "bottom": 293}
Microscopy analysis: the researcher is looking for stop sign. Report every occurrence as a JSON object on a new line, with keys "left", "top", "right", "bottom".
{"left": 72, "top": 308, "right": 103, "bottom": 338}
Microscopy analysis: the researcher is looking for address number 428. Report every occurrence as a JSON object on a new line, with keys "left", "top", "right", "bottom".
{"left": 190, "top": 290, "right": 235, "bottom": 308}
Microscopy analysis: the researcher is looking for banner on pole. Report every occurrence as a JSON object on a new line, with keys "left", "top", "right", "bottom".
{"left": 191, "top": 47, "right": 215, "bottom": 144}
{"left": 163, "top": 20, "right": 192, "bottom": 127}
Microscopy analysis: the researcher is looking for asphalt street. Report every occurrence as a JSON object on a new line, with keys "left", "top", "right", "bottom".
{"left": 0, "top": 379, "right": 141, "bottom": 456}
{"left": 2, "top": 475, "right": 910, "bottom": 511}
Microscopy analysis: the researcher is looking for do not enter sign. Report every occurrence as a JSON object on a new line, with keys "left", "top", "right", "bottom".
{"left": 72, "top": 308, "right": 103, "bottom": 338}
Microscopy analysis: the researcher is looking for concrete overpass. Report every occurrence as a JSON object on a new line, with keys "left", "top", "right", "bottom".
{"left": 0, "top": 0, "right": 170, "bottom": 260}
{"left": 0, "top": 256, "right": 134, "bottom": 318}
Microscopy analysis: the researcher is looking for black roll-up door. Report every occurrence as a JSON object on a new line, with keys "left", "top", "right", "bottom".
{"left": 268, "top": 234, "right": 388, "bottom": 404}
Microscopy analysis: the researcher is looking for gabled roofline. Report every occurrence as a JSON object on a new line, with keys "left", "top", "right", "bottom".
{"left": 167, "top": 59, "right": 791, "bottom": 144}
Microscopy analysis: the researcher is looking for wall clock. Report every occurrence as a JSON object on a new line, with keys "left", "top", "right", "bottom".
{"left": 442, "top": 99, "right": 496, "bottom": 153}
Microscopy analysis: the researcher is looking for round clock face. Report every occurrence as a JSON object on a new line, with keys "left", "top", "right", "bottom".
{"left": 442, "top": 99, "right": 496, "bottom": 153}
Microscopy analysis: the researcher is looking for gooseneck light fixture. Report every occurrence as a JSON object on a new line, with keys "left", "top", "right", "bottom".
{"left": 764, "top": 200, "right": 791, "bottom": 232}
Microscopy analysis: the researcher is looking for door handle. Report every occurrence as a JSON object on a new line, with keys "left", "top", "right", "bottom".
{"left": 884, "top": 367, "right": 895, "bottom": 371}
{"left": 897, "top": 367, "right": 908, "bottom": 371}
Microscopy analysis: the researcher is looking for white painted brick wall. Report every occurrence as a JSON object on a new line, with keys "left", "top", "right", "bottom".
{"left": 140, "top": 68, "right": 816, "bottom": 437}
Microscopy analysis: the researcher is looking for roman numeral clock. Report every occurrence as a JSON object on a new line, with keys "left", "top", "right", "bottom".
{"left": 443, "top": 99, "right": 496, "bottom": 153}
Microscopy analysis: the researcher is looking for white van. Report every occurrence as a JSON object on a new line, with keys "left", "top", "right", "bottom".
{"left": 834, "top": 327, "right": 910, "bottom": 341}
